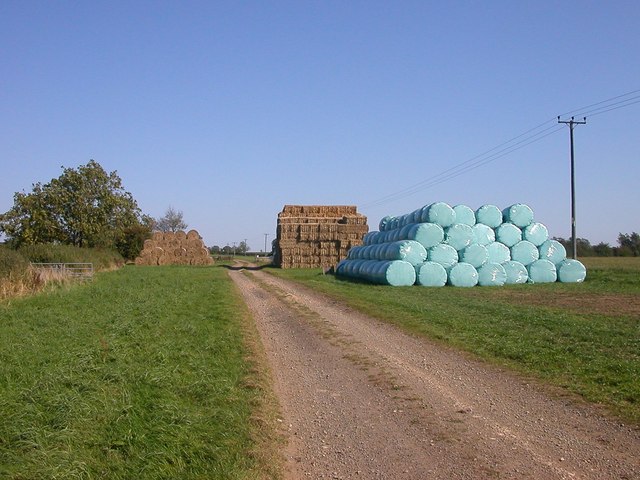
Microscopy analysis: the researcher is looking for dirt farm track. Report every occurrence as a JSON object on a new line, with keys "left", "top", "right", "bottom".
{"left": 229, "top": 263, "right": 640, "bottom": 480}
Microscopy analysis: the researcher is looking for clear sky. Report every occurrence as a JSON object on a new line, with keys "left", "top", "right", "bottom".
{"left": 1, "top": 1, "right": 638, "bottom": 251}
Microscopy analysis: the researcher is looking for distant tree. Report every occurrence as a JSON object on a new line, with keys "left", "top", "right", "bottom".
{"left": 209, "top": 245, "right": 221, "bottom": 255}
{"left": 0, "top": 160, "right": 147, "bottom": 256}
{"left": 592, "top": 242, "right": 613, "bottom": 257}
{"left": 115, "top": 215, "right": 154, "bottom": 260}
{"left": 618, "top": 232, "right": 640, "bottom": 257}
{"left": 552, "top": 237, "right": 594, "bottom": 257}
{"left": 156, "top": 207, "right": 187, "bottom": 233}
{"left": 238, "top": 241, "right": 249, "bottom": 255}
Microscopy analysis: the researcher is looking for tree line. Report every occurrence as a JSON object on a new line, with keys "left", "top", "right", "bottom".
{"left": 553, "top": 233, "right": 640, "bottom": 257}
{"left": 1, "top": 160, "right": 637, "bottom": 260}
{"left": 0, "top": 161, "right": 191, "bottom": 260}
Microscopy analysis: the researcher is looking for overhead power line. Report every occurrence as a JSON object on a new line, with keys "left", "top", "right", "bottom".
{"left": 361, "top": 88, "right": 640, "bottom": 209}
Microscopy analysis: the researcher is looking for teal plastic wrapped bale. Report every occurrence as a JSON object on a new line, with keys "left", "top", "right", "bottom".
{"left": 527, "top": 259, "right": 557, "bottom": 283}
{"left": 453, "top": 204, "right": 476, "bottom": 226}
{"left": 523, "top": 222, "right": 549, "bottom": 246}
{"left": 503, "top": 260, "right": 529, "bottom": 284}
{"left": 460, "top": 244, "right": 488, "bottom": 268}
{"left": 379, "top": 216, "right": 393, "bottom": 231}
{"left": 363, "top": 231, "right": 376, "bottom": 246}
{"left": 538, "top": 239, "right": 567, "bottom": 266}
{"left": 335, "top": 259, "right": 353, "bottom": 276}
{"left": 510, "top": 240, "right": 539, "bottom": 266}
{"left": 495, "top": 223, "right": 522, "bottom": 247}
{"left": 374, "top": 260, "right": 416, "bottom": 286}
{"left": 408, "top": 222, "right": 444, "bottom": 249}
{"left": 415, "top": 261, "right": 447, "bottom": 287}
{"left": 335, "top": 259, "right": 348, "bottom": 276}
{"left": 381, "top": 240, "right": 427, "bottom": 266}
{"left": 475, "top": 204, "right": 503, "bottom": 228}
{"left": 502, "top": 203, "right": 534, "bottom": 228}
{"left": 350, "top": 259, "right": 368, "bottom": 276}
{"left": 381, "top": 230, "right": 395, "bottom": 243}
{"left": 472, "top": 223, "right": 495, "bottom": 246}
{"left": 418, "top": 204, "right": 431, "bottom": 224}
{"left": 445, "top": 223, "right": 475, "bottom": 251}
{"left": 428, "top": 244, "right": 459, "bottom": 269}
{"left": 478, "top": 262, "right": 507, "bottom": 287}
{"left": 399, "top": 223, "right": 415, "bottom": 239}
{"left": 557, "top": 259, "right": 587, "bottom": 283}
{"left": 486, "top": 241, "right": 511, "bottom": 264}
{"left": 422, "top": 202, "right": 456, "bottom": 228}
{"left": 448, "top": 262, "right": 479, "bottom": 287}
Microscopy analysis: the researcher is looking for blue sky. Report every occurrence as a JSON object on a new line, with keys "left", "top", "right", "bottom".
{"left": 1, "top": 1, "right": 638, "bottom": 250}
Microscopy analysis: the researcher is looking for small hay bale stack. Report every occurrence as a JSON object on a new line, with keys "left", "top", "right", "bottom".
{"left": 275, "top": 205, "right": 368, "bottom": 269}
{"left": 134, "top": 229, "right": 214, "bottom": 266}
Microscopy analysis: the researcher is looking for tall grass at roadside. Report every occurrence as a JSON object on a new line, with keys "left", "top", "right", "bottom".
{"left": 0, "top": 244, "right": 124, "bottom": 301}
{"left": 19, "top": 243, "right": 124, "bottom": 270}
{"left": 268, "top": 258, "right": 640, "bottom": 423}
{"left": 0, "top": 265, "right": 280, "bottom": 479}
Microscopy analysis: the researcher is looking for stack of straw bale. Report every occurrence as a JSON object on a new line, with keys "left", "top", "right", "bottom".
{"left": 135, "top": 230, "right": 214, "bottom": 266}
{"left": 276, "top": 205, "right": 368, "bottom": 269}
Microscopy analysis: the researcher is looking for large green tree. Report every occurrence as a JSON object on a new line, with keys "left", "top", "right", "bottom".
{"left": 0, "top": 160, "right": 150, "bottom": 257}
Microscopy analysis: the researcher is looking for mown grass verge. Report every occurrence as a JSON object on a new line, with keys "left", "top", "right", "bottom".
{"left": 266, "top": 257, "right": 640, "bottom": 424}
{"left": 0, "top": 265, "right": 281, "bottom": 479}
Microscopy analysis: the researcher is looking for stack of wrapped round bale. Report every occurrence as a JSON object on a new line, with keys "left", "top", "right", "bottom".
{"left": 135, "top": 230, "right": 214, "bottom": 266}
{"left": 336, "top": 202, "right": 586, "bottom": 287}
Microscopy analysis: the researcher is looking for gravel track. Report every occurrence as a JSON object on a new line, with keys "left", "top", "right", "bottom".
{"left": 228, "top": 265, "right": 640, "bottom": 479}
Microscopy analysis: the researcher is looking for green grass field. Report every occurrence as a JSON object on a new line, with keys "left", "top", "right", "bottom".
{"left": 0, "top": 265, "right": 280, "bottom": 480}
{"left": 2, "top": 257, "right": 638, "bottom": 478}
{"left": 268, "top": 257, "right": 640, "bottom": 423}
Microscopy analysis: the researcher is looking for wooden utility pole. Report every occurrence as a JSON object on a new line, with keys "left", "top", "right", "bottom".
{"left": 557, "top": 116, "right": 587, "bottom": 259}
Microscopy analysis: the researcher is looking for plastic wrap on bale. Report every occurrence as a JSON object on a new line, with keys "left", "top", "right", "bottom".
{"left": 460, "top": 244, "right": 489, "bottom": 268}
{"left": 475, "top": 204, "right": 503, "bottom": 228}
{"left": 448, "top": 263, "right": 479, "bottom": 287}
{"left": 472, "top": 223, "right": 495, "bottom": 246}
{"left": 495, "top": 223, "right": 522, "bottom": 247}
{"left": 453, "top": 204, "right": 476, "bottom": 226}
{"left": 524, "top": 222, "right": 549, "bottom": 246}
{"left": 486, "top": 242, "right": 511, "bottom": 264}
{"left": 510, "top": 240, "right": 539, "bottom": 266}
{"left": 341, "top": 201, "right": 585, "bottom": 287}
{"left": 408, "top": 223, "right": 445, "bottom": 249}
{"left": 428, "top": 244, "right": 459, "bottom": 269}
{"left": 478, "top": 262, "right": 507, "bottom": 286}
{"left": 422, "top": 202, "right": 456, "bottom": 227}
{"left": 528, "top": 259, "right": 557, "bottom": 283}
{"left": 538, "top": 239, "right": 567, "bottom": 266}
{"left": 503, "top": 261, "right": 529, "bottom": 284}
{"left": 557, "top": 259, "right": 587, "bottom": 283}
{"left": 502, "top": 204, "right": 534, "bottom": 228}
{"left": 415, "top": 261, "right": 447, "bottom": 287}
{"left": 445, "top": 223, "right": 475, "bottom": 251}
{"left": 336, "top": 259, "right": 415, "bottom": 286}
